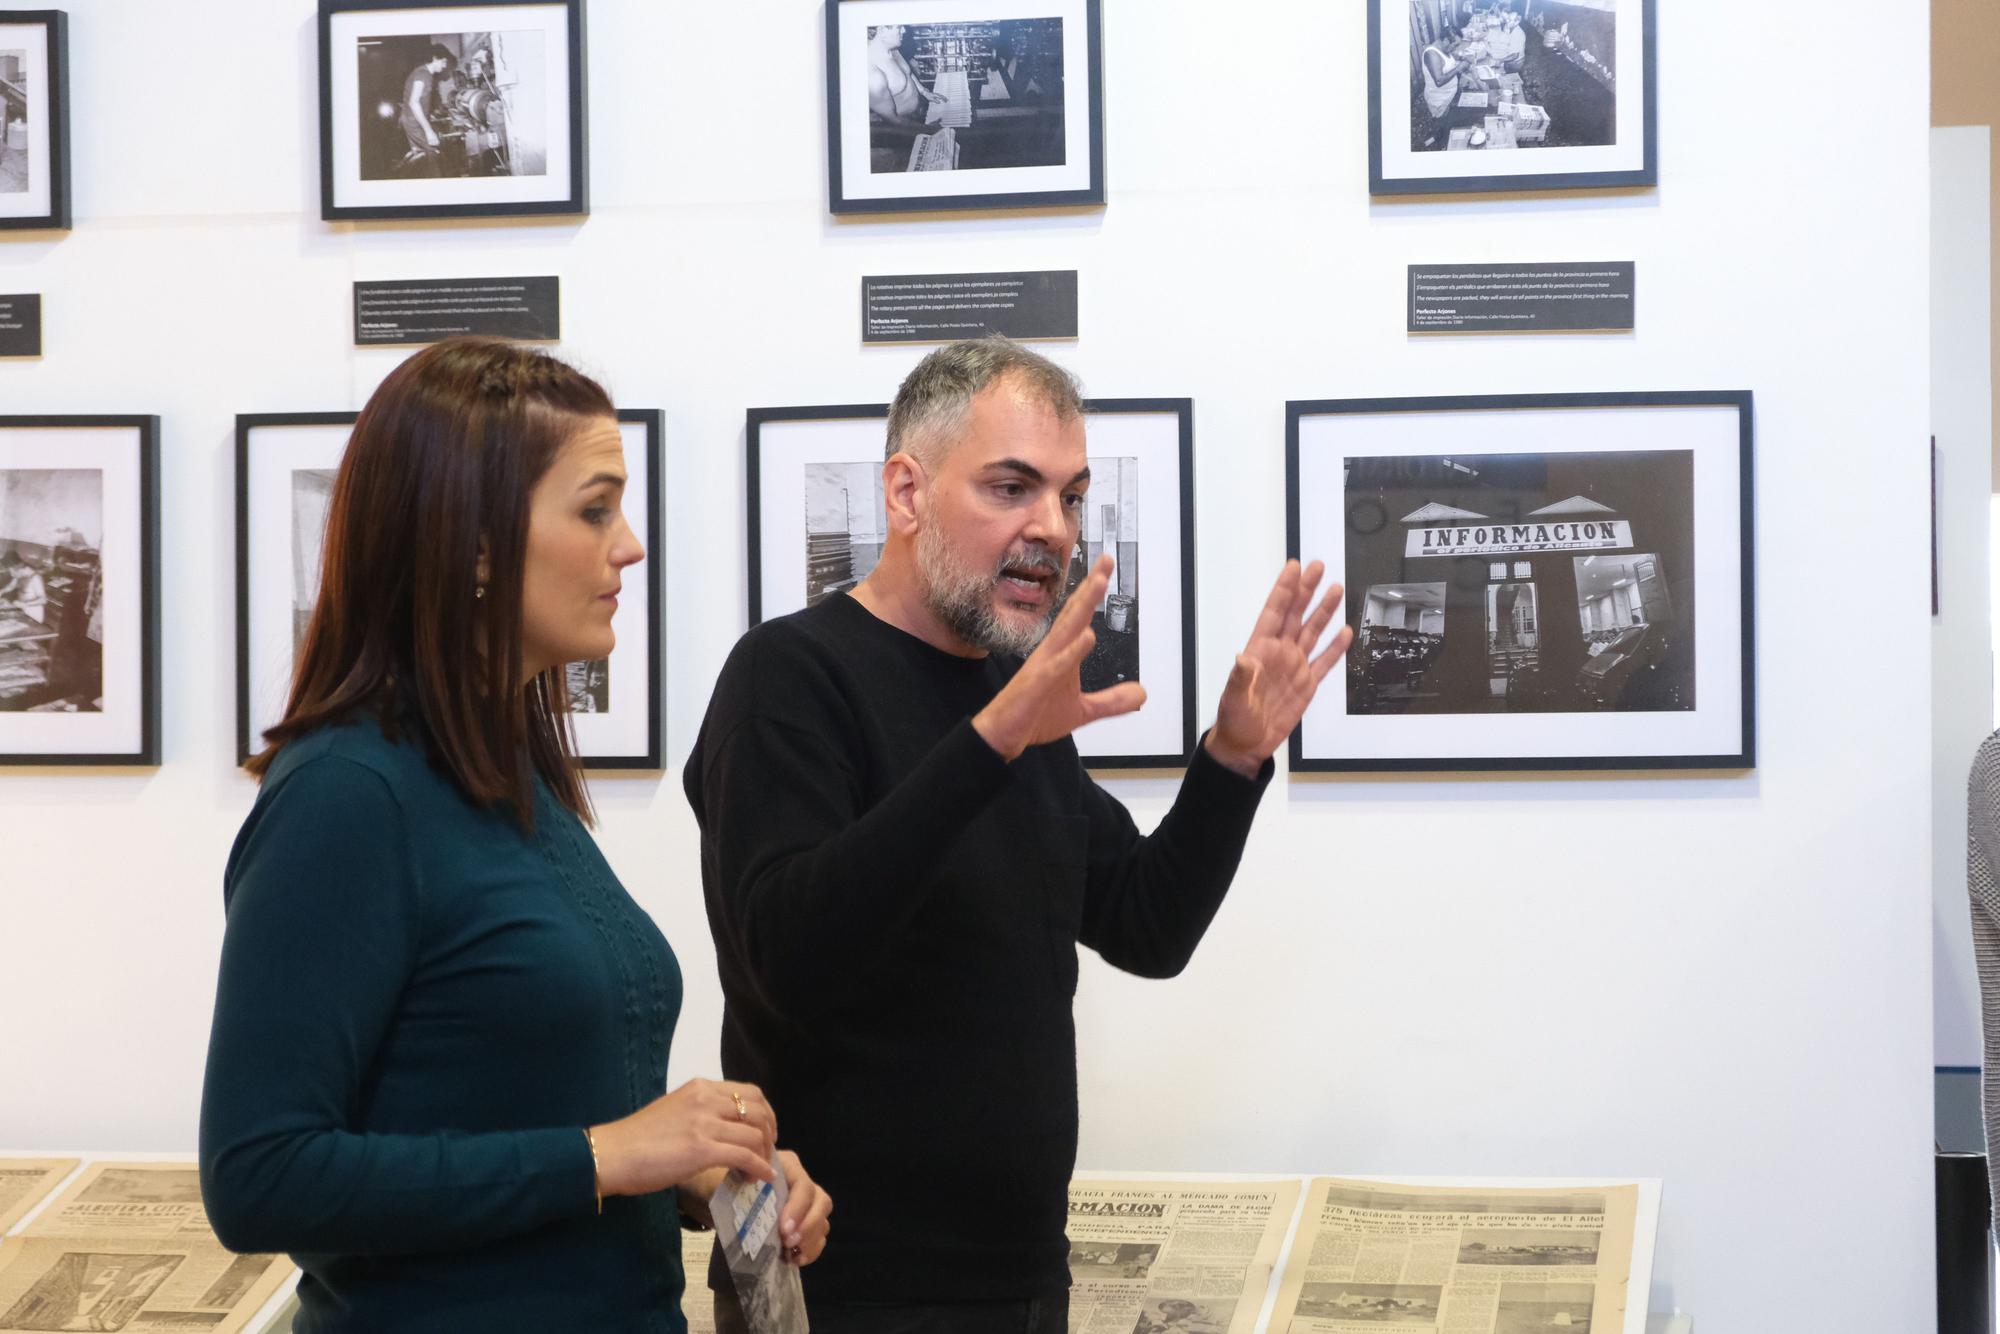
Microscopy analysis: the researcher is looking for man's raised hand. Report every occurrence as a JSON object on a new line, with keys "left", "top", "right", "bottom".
{"left": 972, "top": 555, "right": 1147, "bottom": 761}
{"left": 1204, "top": 560, "right": 1352, "bottom": 777}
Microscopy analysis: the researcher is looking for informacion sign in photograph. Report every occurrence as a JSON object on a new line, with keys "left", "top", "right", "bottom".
{"left": 862, "top": 270, "right": 1078, "bottom": 344}
{"left": 1408, "top": 262, "right": 1636, "bottom": 333}
{"left": 0, "top": 296, "right": 43, "bottom": 357}
{"left": 352, "top": 276, "right": 560, "bottom": 346}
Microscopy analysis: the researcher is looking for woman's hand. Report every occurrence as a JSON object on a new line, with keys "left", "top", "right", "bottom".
{"left": 589, "top": 1079, "right": 777, "bottom": 1200}
{"left": 776, "top": 1150, "right": 832, "bottom": 1265}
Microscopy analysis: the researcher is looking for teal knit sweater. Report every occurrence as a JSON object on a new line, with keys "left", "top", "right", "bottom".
{"left": 199, "top": 717, "right": 686, "bottom": 1333}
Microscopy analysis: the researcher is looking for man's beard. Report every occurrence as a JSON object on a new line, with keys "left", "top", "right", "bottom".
{"left": 916, "top": 513, "right": 1070, "bottom": 656}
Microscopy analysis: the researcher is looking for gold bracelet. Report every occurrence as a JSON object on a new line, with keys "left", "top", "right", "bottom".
{"left": 583, "top": 1127, "right": 603, "bottom": 1215}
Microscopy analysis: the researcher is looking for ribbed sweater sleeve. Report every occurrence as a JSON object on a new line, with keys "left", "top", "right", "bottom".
{"left": 198, "top": 756, "right": 595, "bottom": 1256}
{"left": 1078, "top": 736, "right": 1274, "bottom": 978}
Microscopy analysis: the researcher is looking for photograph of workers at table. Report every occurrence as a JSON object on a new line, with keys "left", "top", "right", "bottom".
{"left": 1407, "top": 0, "right": 1619, "bottom": 153}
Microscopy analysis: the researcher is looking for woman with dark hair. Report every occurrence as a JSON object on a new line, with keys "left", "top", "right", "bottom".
{"left": 199, "top": 338, "right": 830, "bottom": 1333}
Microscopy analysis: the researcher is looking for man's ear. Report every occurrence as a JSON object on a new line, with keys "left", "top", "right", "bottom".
{"left": 475, "top": 537, "right": 491, "bottom": 587}
{"left": 882, "top": 452, "right": 927, "bottom": 536}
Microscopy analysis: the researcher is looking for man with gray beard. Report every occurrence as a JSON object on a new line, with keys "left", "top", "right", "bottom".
{"left": 685, "top": 338, "right": 1350, "bottom": 1334}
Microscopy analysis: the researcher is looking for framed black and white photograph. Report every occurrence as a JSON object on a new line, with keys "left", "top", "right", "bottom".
{"left": 318, "top": 0, "right": 586, "bottom": 221}
{"left": 1370, "top": 0, "right": 1655, "bottom": 195}
{"left": 746, "top": 399, "right": 1194, "bottom": 768}
{"left": 825, "top": 0, "right": 1104, "bottom": 214}
{"left": 1288, "top": 392, "right": 1753, "bottom": 772}
{"left": 236, "top": 409, "right": 662, "bottom": 768}
{"left": 0, "top": 11, "right": 70, "bottom": 230}
{"left": 0, "top": 417, "right": 159, "bottom": 765}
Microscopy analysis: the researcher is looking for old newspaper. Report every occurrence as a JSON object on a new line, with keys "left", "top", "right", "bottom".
{"left": 0, "top": 1162, "right": 293, "bottom": 1334}
{"left": 0, "top": 1162, "right": 76, "bottom": 1236}
{"left": 1066, "top": 1177, "right": 1300, "bottom": 1334}
{"left": 680, "top": 1229, "right": 720, "bottom": 1334}
{"left": 1268, "top": 1177, "right": 1639, "bottom": 1334}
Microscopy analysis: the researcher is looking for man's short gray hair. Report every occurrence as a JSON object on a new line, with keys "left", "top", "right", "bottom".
{"left": 886, "top": 337, "right": 1084, "bottom": 468}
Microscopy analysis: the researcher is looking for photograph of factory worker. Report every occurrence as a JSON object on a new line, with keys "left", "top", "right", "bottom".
{"left": 200, "top": 337, "right": 830, "bottom": 1334}
{"left": 399, "top": 44, "right": 452, "bottom": 176}
{"left": 686, "top": 337, "right": 1351, "bottom": 1334}
{"left": 865, "top": 24, "right": 947, "bottom": 171}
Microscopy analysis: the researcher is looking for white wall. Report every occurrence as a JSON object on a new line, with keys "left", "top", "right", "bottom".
{"left": 1933, "top": 126, "right": 1995, "bottom": 1072}
{"left": 0, "top": 3, "right": 1935, "bottom": 1329}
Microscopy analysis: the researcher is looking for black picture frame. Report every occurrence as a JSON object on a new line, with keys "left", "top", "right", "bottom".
{"left": 317, "top": 0, "right": 589, "bottom": 222}
{"left": 235, "top": 409, "right": 662, "bottom": 770}
{"left": 1287, "top": 391, "right": 1754, "bottom": 773}
{"left": 0, "top": 10, "right": 73, "bottom": 231}
{"left": 825, "top": 0, "right": 1106, "bottom": 215}
{"left": 746, "top": 398, "right": 1197, "bottom": 768}
{"left": 0, "top": 415, "right": 160, "bottom": 766}
{"left": 1370, "top": 0, "right": 1656, "bottom": 197}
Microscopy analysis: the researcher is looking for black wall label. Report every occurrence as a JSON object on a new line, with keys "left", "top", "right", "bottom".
{"left": 0, "top": 294, "right": 42, "bottom": 357}
{"left": 1408, "top": 263, "right": 1636, "bottom": 333}
{"left": 354, "top": 276, "right": 560, "bottom": 346}
{"left": 863, "top": 270, "right": 1078, "bottom": 343}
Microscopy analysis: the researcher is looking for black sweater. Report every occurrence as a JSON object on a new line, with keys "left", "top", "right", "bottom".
{"left": 682, "top": 594, "right": 1271, "bottom": 1304}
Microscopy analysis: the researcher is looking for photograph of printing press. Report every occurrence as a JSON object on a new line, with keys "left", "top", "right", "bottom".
{"left": 0, "top": 469, "right": 102, "bottom": 713}
{"left": 319, "top": 0, "right": 584, "bottom": 220}
{"left": 355, "top": 28, "right": 546, "bottom": 180}
{"left": 1370, "top": 0, "right": 1653, "bottom": 193}
{"left": 0, "top": 417, "right": 158, "bottom": 765}
{"left": 0, "top": 11, "right": 70, "bottom": 229}
{"left": 864, "top": 18, "right": 1067, "bottom": 174}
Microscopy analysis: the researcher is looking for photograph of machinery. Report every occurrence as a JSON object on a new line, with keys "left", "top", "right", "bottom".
{"left": 354, "top": 29, "right": 547, "bottom": 180}
{"left": 0, "top": 47, "right": 26, "bottom": 194}
{"left": 0, "top": 468, "right": 104, "bottom": 714}
{"left": 865, "top": 18, "right": 1068, "bottom": 174}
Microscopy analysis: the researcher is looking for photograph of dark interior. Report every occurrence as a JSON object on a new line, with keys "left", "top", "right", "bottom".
{"left": 356, "top": 29, "right": 546, "bottom": 180}
{"left": 1406, "top": 0, "right": 1616, "bottom": 153}
{"left": 1060, "top": 455, "right": 1138, "bottom": 692}
{"left": 0, "top": 469, "right": 103, "bottom": 713}
{"left": 1343, "top": 449, "right": 1693, "bottom": 716}
{"left": 0, "top": 48, "right": 27, "bottom": 194}
{"left": 866, "top": 18, "right": 1066, "bottom": 174}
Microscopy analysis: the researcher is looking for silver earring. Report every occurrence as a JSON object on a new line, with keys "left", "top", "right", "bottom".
{"left": 474, "top": 584, "right": 487, "bottom": 600}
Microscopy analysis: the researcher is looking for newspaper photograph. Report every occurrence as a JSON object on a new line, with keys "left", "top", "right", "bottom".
{"left": 0, "top": 1162, "right": 76, "bottom": 1235}
{"left": 1268, "top": 1178, "right": 1639, "bottom": 1334}
{"left": 1065, "top": 1177, "right": 1300, "bottom": 1334}
{"left": 0, "top": 1162, "right": 294, "bottom": 1334}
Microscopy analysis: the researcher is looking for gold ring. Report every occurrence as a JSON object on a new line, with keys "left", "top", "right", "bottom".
{"left": 731, "top": 1092, "right": 748, "bottom": 1121}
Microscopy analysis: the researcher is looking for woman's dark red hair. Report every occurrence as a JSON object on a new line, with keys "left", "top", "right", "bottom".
{"left": 247, "top": 337, "right": 615, "bottom": 827}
